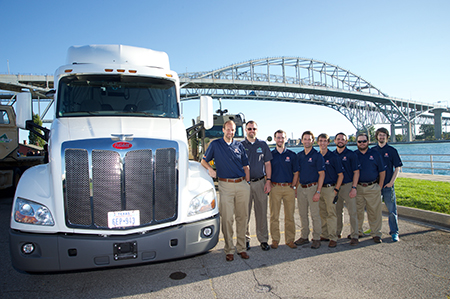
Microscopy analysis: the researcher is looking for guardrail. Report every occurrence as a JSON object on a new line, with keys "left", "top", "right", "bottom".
{"left": 400, "top": 154, "right": 450, "bottom": 175}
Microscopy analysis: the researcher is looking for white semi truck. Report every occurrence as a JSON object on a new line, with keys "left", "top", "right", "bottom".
{"left": 9, "top": 45, "right": 219, "bottom": 272}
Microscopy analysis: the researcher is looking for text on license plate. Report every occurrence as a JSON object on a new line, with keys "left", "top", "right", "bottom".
{"left": 108, "top": 210, "right": 140, "bottom": 228}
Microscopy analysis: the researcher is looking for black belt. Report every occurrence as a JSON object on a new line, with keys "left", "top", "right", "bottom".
{"left": 322, "top": 183, "right": 336, "bottom": 188}
{"left": 358, "top": 179, "right": 378, "bottom": 187}
{"left": 251, "top": 176, "right": 265, "bottom": 182}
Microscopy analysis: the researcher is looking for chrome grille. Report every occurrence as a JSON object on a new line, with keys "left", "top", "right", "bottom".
{"left": 63, "top": 139, "right": 178, "bottom": 229}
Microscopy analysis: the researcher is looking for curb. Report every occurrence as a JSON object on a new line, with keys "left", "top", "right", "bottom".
{"left": 382, "top": 204, "right": 450, "bottom": 229}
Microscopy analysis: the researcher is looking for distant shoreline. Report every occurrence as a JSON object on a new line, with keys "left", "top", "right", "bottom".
{"left": 268, "top": 139, "right": 450, "bottom": 148}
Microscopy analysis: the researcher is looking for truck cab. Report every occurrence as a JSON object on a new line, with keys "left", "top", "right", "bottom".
{"left": 10, "top": 45, "right": 219, "bottom": 272}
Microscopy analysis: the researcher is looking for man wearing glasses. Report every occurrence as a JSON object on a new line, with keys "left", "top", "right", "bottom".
{"left": 372, "top": 128, "right": 403, "bottom": 242}
{"left": 355, "top": 133, "right": 386, "bottom": 243}
{"left": 241, "top": 121, "right": 273, "bottom": 251}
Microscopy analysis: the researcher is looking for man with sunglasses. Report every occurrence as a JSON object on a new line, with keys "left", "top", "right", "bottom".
{"left": 355, "top": 133, "right": 386, "bottom": 243}
{"left": 372, "top": 128, "right": 403, "bottom": 242}
{"left": 241, "top": 121, "right": 273, "bottom": 251}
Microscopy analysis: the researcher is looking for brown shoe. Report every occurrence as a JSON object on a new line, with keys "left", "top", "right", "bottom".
{"left": 286, "top": 241, "right": 298, "bottom": 249}
{"left": 320, "top": 237, "right": 330, "bottom": 242}
{"left": 294, "top": 238, "right": 309, "bottom": 246}
{"left": 226, "top": 254, "right": 234, "bottom": 261}
{"left": 238, "top": 252, "right": 249, "bottom": 259}
{"left": 311, "top": 240, "right": 321, "bottom": 249}
{"left": 271, "top": 241, "right": 279, "bottom": 249}
{"left": 350, "top": 238, "right": 359, "bottom": 246}
{"left": 373, "top": 236, "right": 382, "bottom": 243}
{"left": 328, "top": 240, "right": 337, "bottom": 248}
{"left": 337, "top": 234, "right": 342, "bottom": 239}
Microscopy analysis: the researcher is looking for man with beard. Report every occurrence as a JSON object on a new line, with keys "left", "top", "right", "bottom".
{"left": 372, "top": 127, "right": 403, "bottom": 242}
{"left": 269, "top": 130, "right": 299, "bottom": 249}
{"left": 355, "top": 133, "right": 385, "bottom": 243}
{"left": 334, "top": 132, "right": 360, "bottom": 245}
{"left": 242, "top": 121, "right": 272, "bottom": 251}
{"left": 202, "top": 120, "right": 251, "bottom": 261}
{"left": 295, "top": 131, "right": 325, "bottom": 249}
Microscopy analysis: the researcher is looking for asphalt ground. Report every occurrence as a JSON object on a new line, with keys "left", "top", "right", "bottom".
{"left": 1, "top": 181, "right": 450, "bottom": 298}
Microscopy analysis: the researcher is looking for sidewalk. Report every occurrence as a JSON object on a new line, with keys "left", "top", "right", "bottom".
{"left": 388, "top": 172, "right": 450, "bottom": 228}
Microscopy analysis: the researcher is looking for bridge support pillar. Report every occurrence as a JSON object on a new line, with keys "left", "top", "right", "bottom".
{"left": 405, "top": 122, "right": 412, "bottom": 142}
{"left": 390, "top": 123, "right": 396, "bottom": 142}
{"left": 433, "top": 109, "right": 445, "bottom": 140}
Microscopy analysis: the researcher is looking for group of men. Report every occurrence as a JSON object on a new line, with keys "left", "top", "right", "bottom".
{"left": 201, "top": 120, "right": 402, "bottom": 261}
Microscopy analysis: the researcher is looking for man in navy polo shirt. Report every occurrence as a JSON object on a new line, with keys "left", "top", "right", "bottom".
{"left": 373, "top": 127, "right": 403, "bottom": 242}
{"left": 269, "top": 130, "right": 299, "bottom": 249}
{"left": 317, "top": 133, "right": 344, "bottom": 248}
{"left": 334, "top": 132, "right": 360, "bottom": 245}
{"left": 201, "top": 120, "right": 251, "bottom": 261}
{"left": 242, "top": 120, "right": 273, "bottom": 251}
{"left": 295, "top": 131, "right": 325, "bottom": 249}
{"left": 355, "top": 132, "right": 385, "bottom": 243}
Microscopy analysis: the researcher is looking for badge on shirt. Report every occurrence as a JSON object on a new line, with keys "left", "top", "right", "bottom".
{"left": 342, "top": 156, "right": 347, "bottom": 161}
{"left": 325, "top": 159, "right": 330, "bottom": 165}
{"left": 257, "top": 147, "right": 263, "bottom": 153}
{"left": 308, "top": 157, "right": 313, "bottom": 163}
{"left": 369, "top": 155, "right": 374, "bottom": 160}
{"left": 285, "top": 156, "right": 291, "bottom": 162}
{"left": 384, "top": 153, "right": 389, "bottom": 157}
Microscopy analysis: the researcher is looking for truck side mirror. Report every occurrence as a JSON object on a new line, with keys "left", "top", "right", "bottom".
{"left": 15, "top": 92, "right": 32, "bottom": 130}
{"left": 200, "top": 96, "right": 213, "bottom": 130}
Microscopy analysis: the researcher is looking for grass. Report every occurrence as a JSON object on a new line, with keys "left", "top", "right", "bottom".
{"left": 395, "top": 177, "right": 450, "bottom": 215}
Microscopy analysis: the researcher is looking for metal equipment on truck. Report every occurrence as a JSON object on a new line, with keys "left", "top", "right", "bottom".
{"left": 0, "top": 105, "right": 44, "bottom": 192}
{"left": 10, "top": 45, "right": 218, "bottom": 272}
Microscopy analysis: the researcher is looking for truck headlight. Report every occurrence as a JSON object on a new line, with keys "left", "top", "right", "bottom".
{"left": 14, "top": 198, "right": 55, "bottom": 226}
{"left": 188, "top": 189, "right": 216, "bottom": 216}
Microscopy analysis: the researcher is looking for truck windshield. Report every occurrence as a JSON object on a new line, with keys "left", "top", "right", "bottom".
{"left": 56, "top": 75, "right": 179, "bottom": 118}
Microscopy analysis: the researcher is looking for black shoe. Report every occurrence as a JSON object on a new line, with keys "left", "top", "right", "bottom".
{"left": 246, "top": 241, "right": 251, "bottom": 251}
{"left": 260, "top": 242, "right": 270, "bottom": 251}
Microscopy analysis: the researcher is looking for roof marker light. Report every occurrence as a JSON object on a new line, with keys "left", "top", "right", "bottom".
{"left": 105, "top": 69, "right": 114, "bottom": 72}
{"left": 64, "top": 69, "right": 73, "bottom": 73}
{"left": 129, "top": 70, "right": 137, "bottom": 73}
{"left": 117, "top": 69, "right": 125, "bottom": 73}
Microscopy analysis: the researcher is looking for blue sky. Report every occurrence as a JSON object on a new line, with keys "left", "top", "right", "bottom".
{"left": 1, "top": 0, "right": 449, "bottom": 141}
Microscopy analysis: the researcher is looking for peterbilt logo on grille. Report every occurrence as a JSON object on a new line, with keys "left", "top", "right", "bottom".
{"left": 112, "top": 141, "right": 133, "bottom": 149}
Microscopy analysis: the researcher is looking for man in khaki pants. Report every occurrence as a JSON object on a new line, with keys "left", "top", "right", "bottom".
{"left": 202, "top": 120, "right": 251, "bottom": 261}
{"left": 354, "top": 133, "right": 386, "bottom": 243}
{"left": 269, "top": 130, "right": 299, "bottom": 250}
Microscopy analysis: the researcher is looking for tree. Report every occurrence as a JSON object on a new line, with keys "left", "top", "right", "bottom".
{"left": 356, "top": 125, "right": 375, "bottom": 142}
{"left": 28, "top": 113, "right": 45, "bottom": 147}
{"left": 395, "top": 134, "right": 403, "bottom": 142}
{"left": 419, "top": 124, "right": 435, "bottom": 140}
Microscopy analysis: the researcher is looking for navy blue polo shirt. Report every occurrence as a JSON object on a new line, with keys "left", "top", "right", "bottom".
{"left": 322, "top": 150, "right": 344, "bottom": 185}
{"left": 334, "top": 147, "right": 360, "bottom": 184}
{"left": 297, "top": 148, "right": 325, "bottom": 185}
{"left": 372, "top": 144, "right": 403, "bottom": 185}
{"left": 203, "top": 138, "right": 249, "bottom": 179}
{"left": 355, "top": 148, "right": 385, "bottom": 183}
{"left": 271, "top": 148, "right": 298, "bottom": 183}
{"left": 241, "top": 138, "right": 273, "bottom": 180}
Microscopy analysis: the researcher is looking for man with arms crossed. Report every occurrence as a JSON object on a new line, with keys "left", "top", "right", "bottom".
{"left": 372, "top": 127, "right": 403, "bottom": 242}
{"left": 242, "top": 121, "right": 272, "bottom": 251}
{"left": 201, "top": 120, "right": 251, "bottom": 261}
{"left": 269, "top": 130, "right": 299, "bottom": 249}
{"left": 355, "top": 133, "right": 386, "bottom": 243}
{"left": 334, "top": 132, "right": 360, "bottom": 245}
{"left": 295, "top": 131, "right": 325, "bottom": 249}
{"left": 317, "top": 133, "right": 344, "bottom": 248}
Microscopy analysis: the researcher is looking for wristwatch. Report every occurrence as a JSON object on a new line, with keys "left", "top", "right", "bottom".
{"left": 247, "top": 181, "right": 251, "bottom": 185}
{"left": 334, "top": 188, "right": 339, "bottom": 192}
{"left": 352, "top": 186, "right": 357, "bottom": 189}
{"left": 291, "top": 186, "right": 297, "bottom": 190}
{"left": 316, "top": 190, "right": 321, "bottom": 194}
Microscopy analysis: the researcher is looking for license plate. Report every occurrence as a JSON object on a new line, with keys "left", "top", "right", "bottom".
{"left": 108, "top": 210, "right": 140, "bottom": 228}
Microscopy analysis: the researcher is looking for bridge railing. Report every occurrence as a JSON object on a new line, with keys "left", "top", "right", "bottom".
{"left": 400, "top": 154, "right": 450, "bottom": 175}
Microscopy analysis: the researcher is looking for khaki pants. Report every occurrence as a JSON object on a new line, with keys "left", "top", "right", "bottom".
{"left": 356, "top": 183, "right": 382, "bottom": 238}
{"left": 297, "top": 184, "right": 321, "bottom": 240}
{"left": 269, "top": 184, "right": 296, "bottom": 244}
{"left": 246, "top": 179, "right": 269, "bottom": 243}
{"left": 319, "top": 186, "right": 337, "bottom": 241}
{"left": 218, "top": 180, "right": 250, "bottom": 254}
{"left": 336, "top": 182, "right": 358, "bottom": 239}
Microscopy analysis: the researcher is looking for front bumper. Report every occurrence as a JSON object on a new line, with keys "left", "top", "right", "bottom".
{"left": 10, "top": 214, "right": 219, "bottom": 272}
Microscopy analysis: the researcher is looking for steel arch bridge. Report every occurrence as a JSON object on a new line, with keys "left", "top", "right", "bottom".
{"left": 178, "top": 57, "right": 449, "bottom": 140}
{"left": 1, "top": 57, "right": 449, "bottom": 140}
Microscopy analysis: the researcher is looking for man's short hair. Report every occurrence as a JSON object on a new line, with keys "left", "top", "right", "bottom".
{"left": 246, "top": 120, "right": 257, "bottom": 127}
{"left": 223, "top": 120, "right": 236, "bottom": 129}
{"left": 357, "top": 132, "right": 369, "bottom": 142}
{"left": 317, "top": 133, "right": 330, "bottom": 142}
{"left": 301, "top": 131, "right": 315, "bottom": 140}
{"left": 375, "top": 127, "right": 390, "bottom": 139}
{"left": 335, "top": 132, "right": 347, "bottom": 139}
{"left": 274, "top": 129, "right": 286, "bottom": 138}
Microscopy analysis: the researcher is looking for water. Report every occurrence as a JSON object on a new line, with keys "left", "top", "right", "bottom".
{"left": 286, "top": 142, "right": 450, "bottom": 176}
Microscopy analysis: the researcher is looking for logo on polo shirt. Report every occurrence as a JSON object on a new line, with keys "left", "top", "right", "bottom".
{"left": 325, "top": 159, "right": 330, "bottom": 165}
{"left": 384, "top": 153, "right": 389, "bottom": 157}
{"left": 342, "top": 156, "right": 347, "bottom": 161}
{"left": 285, "top": 156, "right": 291, "bottom": 162}
{"left": 257, "top": 147, "right": 263, "bottom": 153}
{"left": 369, "top": 155, "right": 374, "bottom": 160}
{"left": 308, "top": 158, "right": 313, "bottom": 163}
